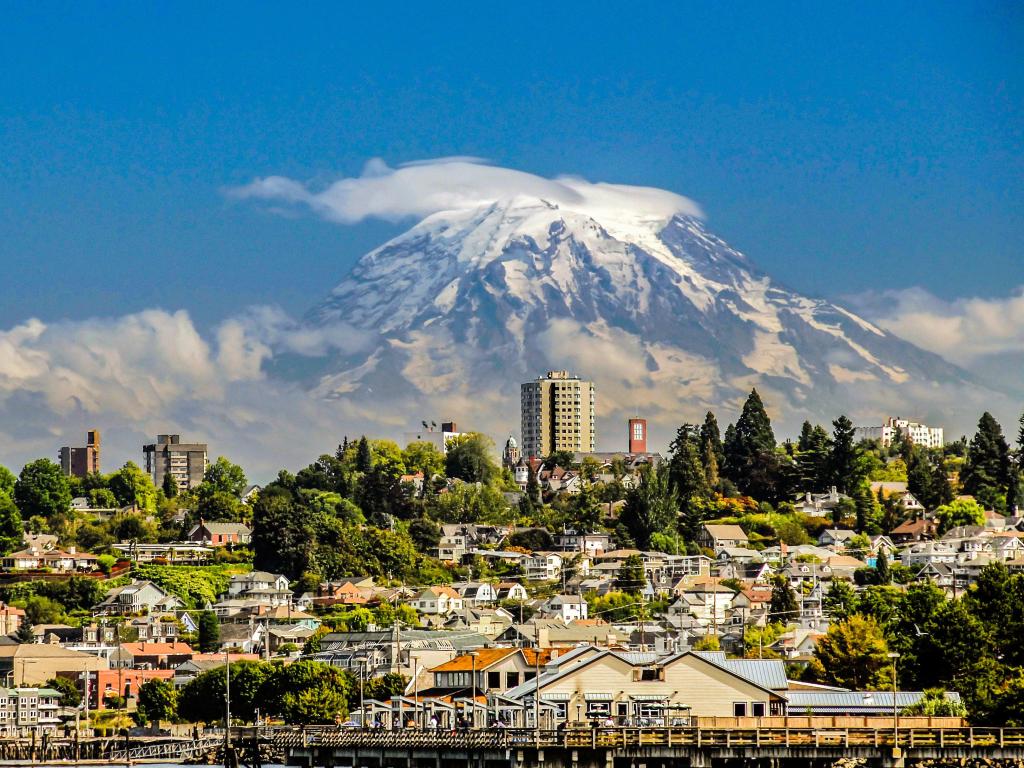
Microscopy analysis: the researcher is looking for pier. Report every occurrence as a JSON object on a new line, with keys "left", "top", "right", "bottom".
{"left": 274, "top": 725, "right": 1024, "bottom": 768}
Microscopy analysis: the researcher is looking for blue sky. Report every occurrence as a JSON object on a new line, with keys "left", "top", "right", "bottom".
{"left": 0, "top": 3, "right": 1022, "bottom": 477}
{"left": 1, "top": 2, "right": 1021, "bottom": 331}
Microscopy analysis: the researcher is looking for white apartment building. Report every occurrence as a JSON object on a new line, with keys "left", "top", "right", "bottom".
{"left": 855, "top": 417, "right": 944, "bottom": 449}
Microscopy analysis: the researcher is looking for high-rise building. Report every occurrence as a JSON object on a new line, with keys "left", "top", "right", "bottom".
{"left": 143, "top": 434, "right": 208, "bottom": 491}
{"left": 58, "top": 429, "right": 101, "bottom": 477}
{"left": 520, "top": 370, "right": 596, "bottom": 458}
{"left": 628, "top": 418, "right": 648, "bottom": 454}
{"left": 854, "top": 417, "right": 944, "bottom": 449}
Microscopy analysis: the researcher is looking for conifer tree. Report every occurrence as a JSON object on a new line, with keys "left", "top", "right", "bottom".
{"left": 667, "top": 424, "right": 708, "bottom": 502}
{"left": 355, "top": 436, "right": 373, "bottom": 474}
{"left": 827, "top": 415, "right": 865, "bottom": 494}
{"left": 723, "top": 389, "right": 779, "bottom": 499}
{"left": 961, "top": 412, "right": 1012, "bottom": 512}
{"left": 699, "top": 412, "right": 725, "bottom": 471}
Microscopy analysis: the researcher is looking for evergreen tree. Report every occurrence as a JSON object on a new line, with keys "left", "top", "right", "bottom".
{"left": 961, "top": 412, "right": 1012, "bottom": 511}
{"left": 827, "top": 415, "right": 866, "bottom": 494}
{"left": 667, "top": 424, "right": 708, "bottom": 502}
{"left": 525, "top": 464, "right": 541, "bottom": 504}
{"left": 906, "top": 449, "right": 934, "bottom": 509}
{"left": 699, "top": 412, "right": 725, "bottom": 471}
{"left": 876, "top": 550, "right": 891, "bottom": 585}
{"left": 355, "top": 437, "right": 373, "bottom": 474}
{"left": 198, "top": 610, "right": 220, "bottom": 653}
{"left": 853, "top": 483, "right": 878, "bottom": 533}
{"left": 769, "top": 574, "right": 799, "bottom": 621}
{"left": 15, "top": 616, "right": 34, "bottom": 644}
{"left": 795, "top": 423, "right": 831, "bottom": 492}
{"left": 723, "top": 389, "right": 780, "bottom": 499}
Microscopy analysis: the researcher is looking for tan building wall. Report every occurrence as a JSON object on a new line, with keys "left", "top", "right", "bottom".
{"left": 0, "top": 646, "right": 108, "bottom": 687}
{"left": 521, "top": 371, "right": 596, "bottom": 458}
{"left": 536, "top": 653, "right": 782, "bottom": 721}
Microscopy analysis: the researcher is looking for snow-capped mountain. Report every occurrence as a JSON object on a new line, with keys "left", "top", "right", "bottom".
{"left": 303, "top": 195, "right": 971, "bottom": 444}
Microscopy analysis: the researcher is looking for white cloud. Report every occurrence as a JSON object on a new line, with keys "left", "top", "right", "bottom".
{"left": 230, "top": 157, "right": 703, "bottom": 226}
{"left": 851, "top": 286, "right": 1024, "bottom": 366}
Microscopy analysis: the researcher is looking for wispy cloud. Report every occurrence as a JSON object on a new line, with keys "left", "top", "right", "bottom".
{"left": 229, "top": 157, "right": 703, "bottom": 225}
{"left": 849, "top": 286, "right": 1024, "bottom": 366}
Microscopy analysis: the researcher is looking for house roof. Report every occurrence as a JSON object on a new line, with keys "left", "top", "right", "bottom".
{"left": 119, "top": 641, "right": 194, "bottom": 656}
{"left": 431, "top": 648, "right": 523, "bottom": 672}
{"left": 702, "top": 524, "right": 748, "bottom": 540}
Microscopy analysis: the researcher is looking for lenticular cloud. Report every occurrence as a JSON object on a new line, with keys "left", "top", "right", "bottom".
{"left": 230, "top": 157, "right": 704, "bottom": 225}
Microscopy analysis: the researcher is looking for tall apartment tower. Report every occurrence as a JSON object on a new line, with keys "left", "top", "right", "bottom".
{"left": 628, "top": 418, "right": 648, "bottom": 454}
{"left": 143, "top": 434, "right": 208, "bottom": 492}
{"left": 58, "top": 429, "right": 101, "bottom": 478}
{"left": 520, "top": 370, "right": 596, "bottom": 458}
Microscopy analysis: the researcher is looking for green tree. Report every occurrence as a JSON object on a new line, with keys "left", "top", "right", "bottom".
{"left": 198, "top": 610, "right": 220, "bottom": 653}
{"left": 444, "top": 433, "right": 500, "bottom": 485}
{"left": 14, "top": 616, "right": 34, "bottom": 644}
{"left": 827, "top": 415, "right": 867, "bottom": 494}
{"left": 906, "top": 449, "right": 934, "bottom": 510}
{"left": 0, "top": 466, "right": 16, "bottom": 498}
{"left": 615, "top": 554, "right": 646, "bottom": 594}
{"left": 769, "top": 574, "right": 799, "bottom": 621}
{"left": 699, "top": 412, "right": 725, "bottom": 488}
{"left": 259, "top": 660, "right": 351, "bottom": 724}
{"left": 402, "top": 441, "right": 445, "bottom": 478}
{"left": 45, "top": 676, "right": 81, "bottom": 707}
{"left": 161, "top": 472, "right": 178, "bottom": 499}
{"left": 961, "top": 412, "right": 1012, "bottom": 512}
{"left": 14, "top": 459, "right": 71, "bottom": 521}
{"left": 178, "top": 661, "right": 274, "bottom": 723}
{"left": 795, "top": 422, "right": 831, "bottom": 492}
{"left": 0, "top": 493, "right": 24, "bottom": 556}
{"left": 935, "top": 498, "right": 986, "bottom": 535}
{"left": 875, "top": 550, "right": 891, "bottom": 585}
{"left": 811, "top": 615, "right": 891, "bottom": 690}
{"left": 108, "top": 462, "right": 158, "bottom": 514}
{"left": 620, "top": 465, "right": 676, "bottom": 549}
{"left": 667, "top": 424, "right": 708, "bottom": 502}
{"left": 723, "top": 389, "right": 778, "bottom": 499}
{"left": 203, "top": 457, "right": 248, "bottom": 497}
{"left": 138, "top": 679, "right": 178, "bottom": 725}
{"left": 251, "top": 485, "right": 313, "bottom": 581}
{"left": 355, "top": 437, "right": 373, "bottom": 473}
{"left": 900, "top": 689, "right": 967, "bottom": 717}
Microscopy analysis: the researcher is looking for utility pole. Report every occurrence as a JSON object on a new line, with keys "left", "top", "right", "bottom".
{"left": 224, "top": 650, "right": 231, "bottom": 761}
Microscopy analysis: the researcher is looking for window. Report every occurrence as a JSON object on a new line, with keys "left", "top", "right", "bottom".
{"left": 752, "top": 702, "right": 766, "bottom": 717}
{"left": 733, "top": 702, "right": 747, "bottom": 717}
{"left": 487, "top": 671, "right": 501, "bottom": 689}
{"left": 635, "top": 667, "right": 664, "bottom": 681}
{"left": 586, "top": 701, "right": 610, "bottom": 718}
{"left": 506, "top": 672, "right": 519, "bottom": 688}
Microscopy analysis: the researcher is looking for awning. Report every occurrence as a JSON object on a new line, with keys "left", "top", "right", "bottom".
{"left": 541, "top": 693, "right": 571, "bottom": 701}
{"left": 584, "top": 693, "right": 614, "bottom": 701}
{"left": 630, "top": 694, "right": 669, "bottom": 701}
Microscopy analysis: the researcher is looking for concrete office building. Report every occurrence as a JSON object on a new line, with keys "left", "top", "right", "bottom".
{"left": 58, "top": 429, "right": 101, "bottom": 477}
{"left": 521, "top": 370, "right": 596, "bottom": 458}
{"left": 143, "top": 434, "right": 208, "bottom": 491}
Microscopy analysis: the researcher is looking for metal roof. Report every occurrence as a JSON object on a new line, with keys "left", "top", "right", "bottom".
{"left": 717, "top": 659, "right": 789, "bottom": 691}
{"left": 786, "top": 691, "right": 961, "bottom": 714}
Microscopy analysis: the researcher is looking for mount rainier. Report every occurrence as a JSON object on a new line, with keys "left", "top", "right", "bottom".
{"left": 295, "top": 191, "right": 973, "bottom": 447}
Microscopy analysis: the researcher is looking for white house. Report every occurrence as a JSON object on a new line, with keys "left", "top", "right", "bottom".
{"left": 547, "top": 594, "right": 588, "bottom": 622}
{"left": 522, "top": 552, "right": 563, "bottom": 581}
{"left": 409, "top": 586, "right": 464, "bottom": 615}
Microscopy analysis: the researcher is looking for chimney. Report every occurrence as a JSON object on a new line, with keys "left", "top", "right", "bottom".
{"left": 536, "top": 626, "right": 550, "bottom": 649}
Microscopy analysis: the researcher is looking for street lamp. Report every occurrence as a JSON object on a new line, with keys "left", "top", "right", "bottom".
{"left": 887, "top": 652, "right": 900, "bottom": 752}
{"left": 355, "top": 654, "right": 367, "bottom": 728}
{"left": 469, "top": 652, "right": 479, "bottom": 729}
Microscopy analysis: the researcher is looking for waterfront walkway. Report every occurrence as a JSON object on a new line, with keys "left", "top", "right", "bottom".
{"left": 273, "top": 725, "right": 1024, "bottom": 768}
